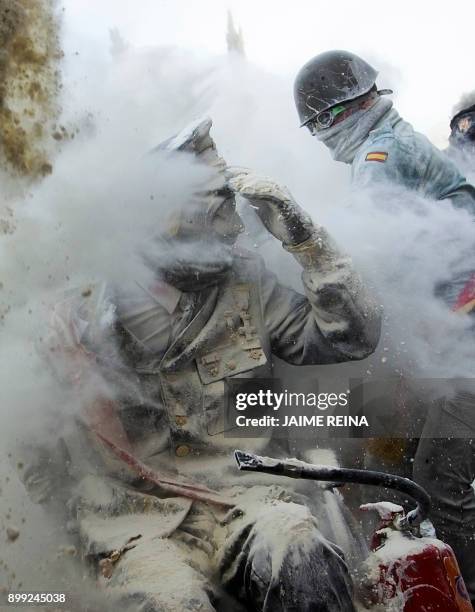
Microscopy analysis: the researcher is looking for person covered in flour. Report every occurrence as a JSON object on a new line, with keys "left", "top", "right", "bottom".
{"left": 21, "top": 117, "right": 381, "bottom": 611}
{"left": 294, "top": 49, "right": 475, "bottom": 210}
{"left": 294, "top": 50, "right": 475, "bottom": 604}
{"left": 446, "top": 92, "right": 475, "bottom": 180}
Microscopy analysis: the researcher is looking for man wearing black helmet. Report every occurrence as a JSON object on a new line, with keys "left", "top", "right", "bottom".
{"left": 294, "top": 50, "right": 475, "bottom": 603}
{"left": 447, "top": 93, "right": 475, "bottom": 179}
{"left": 294, "top": 50, "right": 475, "bottom": 210}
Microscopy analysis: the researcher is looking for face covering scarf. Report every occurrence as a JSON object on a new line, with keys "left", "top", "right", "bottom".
{"left": 316, "top": 96, "right": 397, "bottom": 163}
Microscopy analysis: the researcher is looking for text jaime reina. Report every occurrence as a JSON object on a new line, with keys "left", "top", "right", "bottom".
{"left": 233, "top": 390, "right": 369, "bottom": 428}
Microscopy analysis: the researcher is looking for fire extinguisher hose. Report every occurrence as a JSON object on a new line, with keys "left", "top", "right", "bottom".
{"left": 234, "top": 450, "right": 431, "bottom": 529}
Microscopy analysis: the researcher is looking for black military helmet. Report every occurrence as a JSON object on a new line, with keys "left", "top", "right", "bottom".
{"left": 294, "top": 50, "right": 378, "bottom": 127}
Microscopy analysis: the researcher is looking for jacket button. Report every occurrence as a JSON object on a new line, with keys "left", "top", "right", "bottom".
{"left": 175, "top": 444, "right": 190, "bottom": 457}
{"left": 175, "top": 415, "right": 187, "bottom": 427}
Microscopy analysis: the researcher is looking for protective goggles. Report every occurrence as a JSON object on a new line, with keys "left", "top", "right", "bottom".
{"left": 452, "top": 113, "right": 475, "bottom": 135}
{"left": 306, "top": 89, "right": 392, "bottom": 134}
{"left": 307, "top": 105, "right": 347, "bottom": 133}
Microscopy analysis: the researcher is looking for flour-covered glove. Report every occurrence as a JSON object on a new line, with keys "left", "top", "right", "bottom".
{"left": 227, "top": 167, "right": 313, "bottom": 246}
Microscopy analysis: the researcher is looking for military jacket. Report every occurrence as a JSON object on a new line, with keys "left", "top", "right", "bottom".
{"left": 352, "top": 115, "right": 475, "bottom": 213}
{"left": 48, "top": 247, "right": 380, "bottom": 466}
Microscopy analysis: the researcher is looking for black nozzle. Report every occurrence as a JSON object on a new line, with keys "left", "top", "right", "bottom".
{"left": 234, "top": 450, "right": 431, "bottom": 529}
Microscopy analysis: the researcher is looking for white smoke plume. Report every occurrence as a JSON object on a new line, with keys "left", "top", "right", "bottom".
{"left": 1, "top": 4, "right": 475, "bottom": 602}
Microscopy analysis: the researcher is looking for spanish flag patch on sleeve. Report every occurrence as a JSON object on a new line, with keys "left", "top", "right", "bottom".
{"left": 365, "top": 151, "right": 388, "bottom": 162}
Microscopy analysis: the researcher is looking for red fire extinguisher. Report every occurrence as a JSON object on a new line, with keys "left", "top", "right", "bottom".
{"left": 360, "top": 502, "right": 473, "bottom": 611}
{"left": 233, "top": 450, "right": 474, "bottom": 612}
